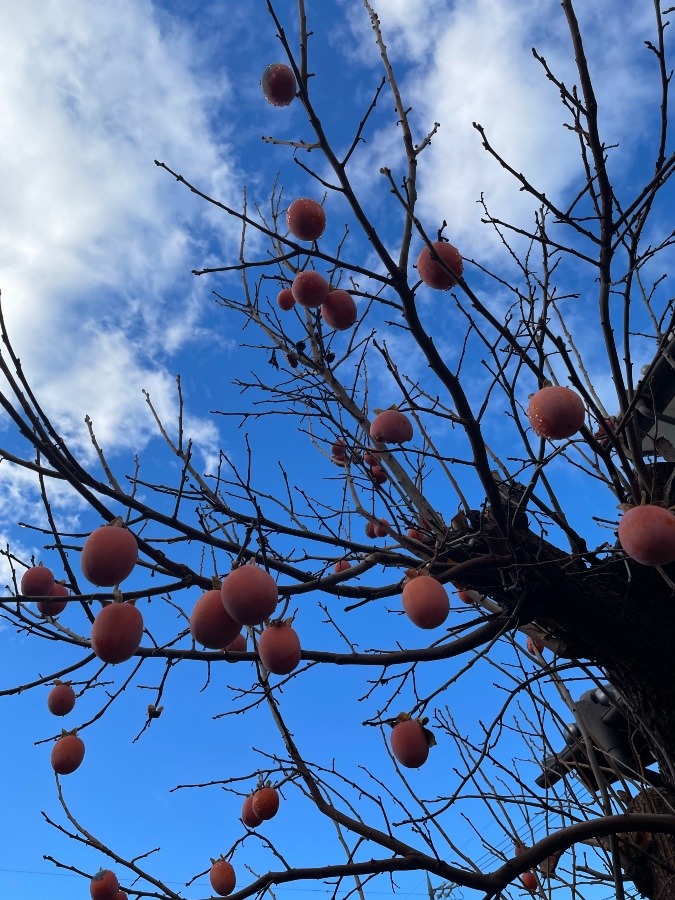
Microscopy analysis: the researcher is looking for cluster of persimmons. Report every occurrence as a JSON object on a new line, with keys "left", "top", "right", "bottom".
{"left": 21, "top": 59, "right": 675, "bottom": 900}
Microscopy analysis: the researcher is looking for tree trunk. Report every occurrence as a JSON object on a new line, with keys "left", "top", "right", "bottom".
{"left": 621, "top": 789, "right": 675, "bottom": 899}
{"left": 443, "top": 478, "right": 675, "bottom": 899}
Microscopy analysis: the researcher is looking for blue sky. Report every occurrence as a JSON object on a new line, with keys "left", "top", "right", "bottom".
{"left": 0, "top": 1, "right": 669, "bottom": 898}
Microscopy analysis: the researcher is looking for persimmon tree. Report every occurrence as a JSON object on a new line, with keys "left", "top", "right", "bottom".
{"left": 3, "top": 2, "right": 675, "bottom": 899}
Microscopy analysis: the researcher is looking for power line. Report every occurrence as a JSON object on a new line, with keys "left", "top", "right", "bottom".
{"left": 0, "top": 866, "right": 436, "bottom": 895}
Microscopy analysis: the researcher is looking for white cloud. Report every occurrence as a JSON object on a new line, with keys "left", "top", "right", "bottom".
{"left": 0, "top": 0, "right": 664, "bottom": 488}
{"left": 0, "top": 0, "right": 239, "bottom": 464}
{"left": 341, "top": 0, "right": 658, "bottom": 266}
{"left": 0, "top": 460, "right": 86, "bottom": 591}
{"left": 328, "top": 0, "right": 669, "bottom": 455}
{"left": 338, "top": 0, "right": 448, "bottom": 65}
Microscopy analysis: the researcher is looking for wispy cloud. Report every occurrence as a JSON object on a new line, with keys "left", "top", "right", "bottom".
{"left": 0, "top": 0, "right": 239, "bottom": 464}
{"left": 0, "top": 0, "right": 663, "bottom": 481}
{"left": 341, "top": 0, "right": 658, "bottom": 265}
